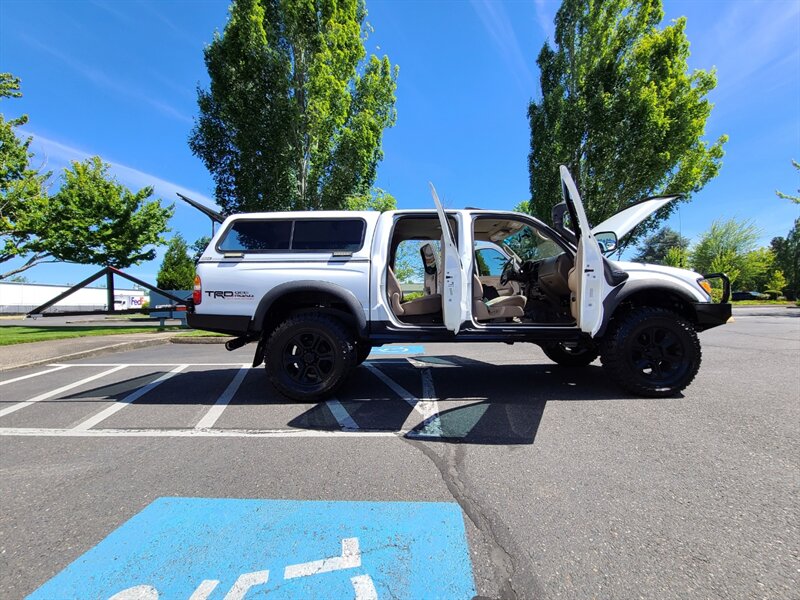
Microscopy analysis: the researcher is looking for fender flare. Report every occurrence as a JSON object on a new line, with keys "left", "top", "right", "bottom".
{"left": 597, "top": 280, "right": 700, "bottom": 337}
{"left": 252, "top": 280, "right": 367, "bottom": 336}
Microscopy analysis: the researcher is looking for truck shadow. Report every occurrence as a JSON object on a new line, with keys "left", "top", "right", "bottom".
{"left": 290, "top": 356, "right": 676, "bottom": 445}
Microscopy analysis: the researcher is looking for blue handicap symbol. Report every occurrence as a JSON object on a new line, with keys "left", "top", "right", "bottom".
{"left": 29, "top": 497, "right": 475, "bottom": 599}
{"left": 369, "top": 345, "right": 425, "bottom": 356}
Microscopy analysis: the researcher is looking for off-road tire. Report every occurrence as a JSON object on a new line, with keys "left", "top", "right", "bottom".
{"left": 265, "top": 313, "right": 355, "bottom": 402}
{"left": 541, "top": 341, "right": 599, "bottom": 367}
{"left": 355, "top": 342, "right": 373, "bottom": 365}
{"left": 600, "top": 307, "right": 701, "bottom": 397}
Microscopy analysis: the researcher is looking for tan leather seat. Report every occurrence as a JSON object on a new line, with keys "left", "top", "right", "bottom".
{"left": 472, "top": 275, "right": 525, "bottom": 321}
{"left": 387, "top": 267, "right": 442, "bottom": 316}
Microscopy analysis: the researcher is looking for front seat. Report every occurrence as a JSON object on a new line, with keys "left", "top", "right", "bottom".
{"left": 388, "top": 267, "right": 442, "bottom": 316}
{"left": 472, "top": 275, "right": 526, "bottom": 321}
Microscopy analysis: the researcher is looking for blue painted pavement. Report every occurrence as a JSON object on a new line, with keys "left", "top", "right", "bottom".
{"left": 29, "top": 497, "right": 475, "bottom": 599}
{"left": 369, "top": 345, "right": 425, "bottom": 356}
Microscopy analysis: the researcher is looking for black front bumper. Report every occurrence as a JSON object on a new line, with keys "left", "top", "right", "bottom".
{"left": 186, "top": 312, "right": 252, "bottom": 336}
{"left": 691, "top": 302, "right": 732, "bottom": 331}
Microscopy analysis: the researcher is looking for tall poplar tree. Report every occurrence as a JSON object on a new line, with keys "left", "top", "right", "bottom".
{"left": 190, "top": 0, "right": 398, "bottom": 214}
{"left": 528, "top": 0, "right": 727, "bottom": 235}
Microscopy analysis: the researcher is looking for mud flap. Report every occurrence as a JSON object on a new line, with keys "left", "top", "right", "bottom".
{"left": 252, "top": 336, "right": 266, "bottom": 368}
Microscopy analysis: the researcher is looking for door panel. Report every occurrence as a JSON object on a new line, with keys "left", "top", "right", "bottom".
{"left": 430, "top": 183, "right": 467, "bottom": 334}
{"left": 559, "top": 166, "right": 607, "bottom": 336}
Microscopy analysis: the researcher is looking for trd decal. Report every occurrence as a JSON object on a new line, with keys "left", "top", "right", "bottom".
{"left": 205, "top": 290, "right": 255, "bottom": 300}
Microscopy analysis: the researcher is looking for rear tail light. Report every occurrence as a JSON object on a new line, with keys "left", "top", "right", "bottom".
{"left": 193, "top": 274, "right": 202, "bottom": 305}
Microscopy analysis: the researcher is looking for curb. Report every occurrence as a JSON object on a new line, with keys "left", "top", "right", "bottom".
{"left": 0, "top": 337, "right": 172, "bottom": 372}
{"left": 169, "top": 336, "right": 234, "bottom": 345}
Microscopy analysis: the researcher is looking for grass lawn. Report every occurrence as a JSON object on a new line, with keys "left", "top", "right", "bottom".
{"left": 0, "top": 326, "right": 179, "bottom": 347}
{"left": 731, "top": 300, "right": 797, "bottom": 306}
{"left": 174, "top": 330, "right": 229, "bottom": 338}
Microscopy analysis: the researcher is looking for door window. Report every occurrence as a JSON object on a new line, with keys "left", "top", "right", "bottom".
{"left": 475, "top": 247, "right": 507, "bottom": 277}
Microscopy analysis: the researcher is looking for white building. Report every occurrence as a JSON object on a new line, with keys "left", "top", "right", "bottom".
{"left": 0, "top": 281, "right": 146, "bottom": 314}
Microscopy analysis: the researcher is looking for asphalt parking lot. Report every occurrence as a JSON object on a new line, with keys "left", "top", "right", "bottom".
{"left": 1, "top": 307, "right": 798, "bottom": 599}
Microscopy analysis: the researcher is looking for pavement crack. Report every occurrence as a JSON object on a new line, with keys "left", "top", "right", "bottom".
{"left": 404, "top": 438, "right": 542, "bottom": 600}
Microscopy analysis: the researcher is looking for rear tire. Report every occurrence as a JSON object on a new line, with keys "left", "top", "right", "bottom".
{"left": 600, "top": 307, "right": 701, "bottom": 397}
{"left": 265, "top": 313, "right": 355, "bottom": 402}
{"left": 541, "top": 341, "right": 599, "bottom": 367}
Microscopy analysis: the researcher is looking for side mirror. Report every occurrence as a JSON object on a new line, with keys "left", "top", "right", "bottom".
{"left": 595, "top": 231, "right": 618, "bottom": 254}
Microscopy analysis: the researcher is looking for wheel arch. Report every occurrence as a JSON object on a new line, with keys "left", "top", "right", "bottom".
{"left": 598, "top": 281, "right": 700, "bottom": 337}
{"left": 252, "top": 281, "right": 368, "bottom": 339}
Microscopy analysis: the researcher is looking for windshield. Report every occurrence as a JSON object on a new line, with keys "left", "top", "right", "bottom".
{"left": 501, "top": 225, "right": 564, "bottom": 262}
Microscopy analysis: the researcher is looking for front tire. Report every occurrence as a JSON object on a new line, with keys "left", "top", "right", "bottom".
{"left": 600, "top": 307, "right": 701, "bottom": 397}
{"left": 265, "top": 313, "right": 355, "bottom": 402}
{"left": 541, "top": 341, "right": 599, "bottom": 367}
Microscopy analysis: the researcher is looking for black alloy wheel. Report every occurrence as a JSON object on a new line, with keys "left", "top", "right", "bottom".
{"left": 600, "top": 307, "right": 701, "bottom": 397}
{"left": 265, "top": 314, "right": 355, "bottom": 402}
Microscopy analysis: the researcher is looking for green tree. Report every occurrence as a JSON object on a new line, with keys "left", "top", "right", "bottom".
{"left": 633, "top": 226, "right": 690, "bottom": 264}
{"left": 157, "top": 235, "right": 196, "bottom": 290}
{"left": 191, "top": 236, "right": 211, "bottom": 262}
{"left": 190, "top": 0, "right": 398, "bottom": 215}
{"left": 44, "top": 157, "right": 173, "bottom": 268}
{"left": 765, "top": 270, "right": 787, "bottom": 295}
{"left": 664, "top": 246, "right": 689, "bottom": 268}
{"left": 690, "top": 218, "right": 760, "bottom": 288}
{"left": 776, "top": 160, "right": 800, "bottom": 204}
{"left": 0, "top": 73, "right": 51, "bottom": 279}
{"left": 738, "top": 247, "right": 774, "bottom": 291}
{"left": 345, "top": 187, "right": 396, "bottom": 211}
{"left": 527, "top": 0, "right": 727, "bottom": 237}
{"left": 771, "top": 219, "right": 800, "bottom": 299}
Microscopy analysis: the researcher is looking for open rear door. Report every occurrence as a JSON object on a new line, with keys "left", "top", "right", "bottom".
{"left": 429, "top": 183, "right": 467, "bottom": 334}
{"left": 559, "top": 166, "right": 607, "bottom": 336}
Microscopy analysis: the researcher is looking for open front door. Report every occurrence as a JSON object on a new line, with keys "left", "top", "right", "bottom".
{"left": 429, "top": 183, "right": 467, "bottom": 334}
{"left": 559, "top": 166, "right": 607, "bottom": 336}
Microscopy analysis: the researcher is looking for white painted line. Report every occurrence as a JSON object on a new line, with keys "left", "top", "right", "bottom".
{"left": 351, "top": 575, "right": 378, "bottom": 600}
{"left": 194, "top": 364, "right": 250, "bottom": 430}
{"left": 284, "top": 538, "right": 361, "bottom": 579}
{"left": 0, "top": 427, "right": 400, "bottom": 438}
{"left": 223, "top": 570, "right": 269, "bottom": 600}
{"left": 326, "top": 398, "right": 359, "bottom": 430}
{"left": 73, "top": 365, "right": 189, "bottom": 431}
{"left": 363, "top": 363, "right": 417, "bottom": 404}
{"left": 366, "top": 361, "right": 444, "bottom": 437}
{"left": 0, "top": 365, "right": 127, "bottom": 419}
{"left": 50, "top": 363, "right": 250, "bottom": 367}
{"left": 410, "top": 367, "right": 443, "bottom": 438}
{"left": 188, "top": 580, "right": 219, "bottom": 600}
{"left": 0, "top": 364, "right": 70, "bottom": 387}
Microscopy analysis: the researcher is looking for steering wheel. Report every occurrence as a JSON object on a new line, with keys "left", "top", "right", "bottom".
{"left": 500, "top": 257, "right": 519, "bottom": 285}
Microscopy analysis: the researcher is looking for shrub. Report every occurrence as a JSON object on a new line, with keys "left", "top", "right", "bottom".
{"left": 763, "top": 290, "right": 782, "bottom": 301}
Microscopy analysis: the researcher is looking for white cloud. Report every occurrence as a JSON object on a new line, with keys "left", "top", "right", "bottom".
{"left": 25, "top": 131, "right": 217, "bottom": 209}
{"left": 533, "top": 0, "right": 557, "bottom": 43}
{"left": 469, "top": 0, "right": 537, "bottom": 94}
{"left": 19, "top": 34, "right": 192, "bottom": 124}
{"left": 697, "top": 0, "right": 800, "bottom": 101}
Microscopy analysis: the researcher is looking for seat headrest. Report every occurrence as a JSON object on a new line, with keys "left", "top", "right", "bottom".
{"left": 420, "top": 243, "right": 437, "bottom": 275}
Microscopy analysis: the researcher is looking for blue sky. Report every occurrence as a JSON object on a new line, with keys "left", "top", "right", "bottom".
{"left": 1, "top": 0, "right": 798, "bottom": 285}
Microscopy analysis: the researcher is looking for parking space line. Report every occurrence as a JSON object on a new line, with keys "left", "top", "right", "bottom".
{"left": 0, "top": 364, "right": 71, "bottom": 387}
{"left": 73, "top": 365, "right": 189, "bottom": 431}
{"left": 0, "top": 365, "right": 127, "bottom": 419}
{"left": 0, "top": 427, "right": 398, "bottom": 438}
{"left": 194, "top": 364, "right": 250, "bottom": 430}
{"left": 364, "top": 362, "right": 443, "bottom": 436}
{"left": 411, "top": 368, "right": 443, "bottom": 437}
{"left": 363, "top": 363, "right": 417, "bottom": 403}
{"left": 51, "top": 363, "right": 251, "bottom": 367}
{"left": 326, "top": 398, "right": 359, "bottom": 430}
